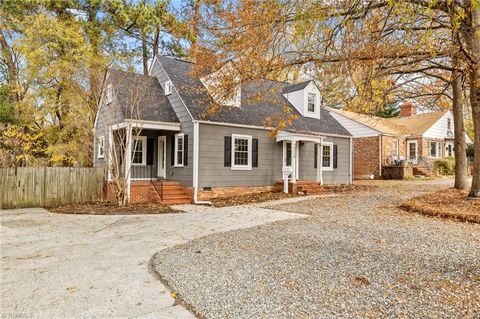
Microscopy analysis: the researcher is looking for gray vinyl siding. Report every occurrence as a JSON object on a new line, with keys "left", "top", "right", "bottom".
{"left": 150, "top": 60, "right": 192, "bottom": 123}
{"left": 149, "top": 60, "right": 194, "bottom": 186}
{"left": 198, "top": 123, "right": 351, "bottom": 187}
{"left": 298, "top": 137, "right": 351, "bottom": 184}
{"left": 93, "top": 83, "right": 124, "bottom": 168}
{"left": 166, "top": 122, "right": 193, "bottom": 187}
{"left": 198, "top": 124, "right": 283, "bottom": 187}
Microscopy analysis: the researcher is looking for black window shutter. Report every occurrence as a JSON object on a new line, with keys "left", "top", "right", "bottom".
{"left": 147, "top": 138, "right": 154, "bottom": 165}
{"left": 171, "top": 135, "right": 175, "bottom": 166}
{"left": 183, "top": 135, "right": 188, "bottom": 166}
{"left": 333, "top": 144, "right": 338, "bottom": 169}
{"left": 224, "top": 136, "right": 231, "bottom": 167}
{"left": 252, "top": 138, "right": 258, "bottom": 167}
{"left": 314, "top": 144, "right": 317, "bottom": 168}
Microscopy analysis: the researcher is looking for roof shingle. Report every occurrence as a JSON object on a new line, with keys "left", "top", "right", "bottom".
{"left": 157, "top": 56, "right": 350, "bottom": 137}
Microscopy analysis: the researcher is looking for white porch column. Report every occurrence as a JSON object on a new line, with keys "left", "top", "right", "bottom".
{"left": 318, "top": 139, "right": 324, "bottom": 185}
{"left": 107, "top": 127, "right": 113, "bottom": 182}
{"left": 125, "top": 124, "right": 132, "bottom": 202}
{"left": 291, "top": 140, "right": 297, "bottom": 183}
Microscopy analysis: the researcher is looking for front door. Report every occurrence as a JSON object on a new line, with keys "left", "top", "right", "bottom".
{"left": 446, "top": 143, "right": 454, "bottom": 157}
{"left": 157, "top": 136, "right": 166, "bottom": 179}
{"left": 407, "top": 140, "right": 418, "bottom": 164}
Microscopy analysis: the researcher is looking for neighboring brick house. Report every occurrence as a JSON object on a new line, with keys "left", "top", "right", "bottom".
{"left": 94, "top": 56, "right": 353, "bottom": 204}
{"left": 328, "top": 104, "right": 473, "bottom": 179}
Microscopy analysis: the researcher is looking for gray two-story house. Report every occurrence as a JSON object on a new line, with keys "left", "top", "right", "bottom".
{"left": 94, "top": 56, "right": 353, "bottom": 204}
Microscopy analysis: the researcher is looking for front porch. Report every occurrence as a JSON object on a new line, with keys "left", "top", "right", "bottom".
{"left": 276, "top": 130, "right": 332, "bottom": 193}
{"left": 106, "top": 120, "right": 192, "bottom": 204}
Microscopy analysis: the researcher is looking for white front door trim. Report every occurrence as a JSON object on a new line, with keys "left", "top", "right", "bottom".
{"left": 407, "top": 140, "right": 418, "bottom": 164}
{"left": 157, "top": 136, "right": 166, "bottom": 179}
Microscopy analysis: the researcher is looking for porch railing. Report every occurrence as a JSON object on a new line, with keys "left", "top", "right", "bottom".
{"left": 129, "top": 165, "right": 163, "bottom": 201}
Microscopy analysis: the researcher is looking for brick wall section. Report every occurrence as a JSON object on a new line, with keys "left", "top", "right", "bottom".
{"left": 381, "top": 136, "right": 406, "bottom": 165}
{"left": 105, "top": 181, "right": 169, "bottom": 204}
{"left": 353, "top": 137, "right": 380, "bottom": 179}
{"left": 198, "top": 186, "right": 274, "bottom": 200}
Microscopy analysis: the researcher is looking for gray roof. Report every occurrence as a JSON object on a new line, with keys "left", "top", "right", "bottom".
{"left": 157, "top": 56, "right": 350, "bottom": 137}
{"left": 108, "top": 68, "right": 179, "bottom": 123}
{"left": 282, "top": 81, "right": 312, "bottom": 94}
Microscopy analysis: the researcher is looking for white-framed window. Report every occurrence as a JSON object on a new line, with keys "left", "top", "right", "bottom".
{"left": 447, "top": 118, "right": 452, "bottom": 130}
{"left": 232, "top": 134, "right": 252, "bottom": 170}
{"left": 165, "top": 80, "right": 172, "bottom": 95}
{"left": 307, "top": 93, "right": 316, "bottom": 113}
{"left": 106, "top": 83, "right": 113, "bottom": 104}
{"left": 132, "top": 136, "right": 147, "bottom": 166}
{"left": 428, "top": 141, "right": 441, "bottom": 158}
{"left": 392, "top": 140, "right": 399, "bottom": 159}
{"left": 322, "top": 142, "right": 333, "bottom": 171}
{"left": 174, "top": 133, "right": 184, "bottom": 167}
{"left": 97, "top": 136, "right": 105, "bottom": 159}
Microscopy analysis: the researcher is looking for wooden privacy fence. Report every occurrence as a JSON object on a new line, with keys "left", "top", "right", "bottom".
{"left": 0, "top": 167, "right": 105, "bottom": 209}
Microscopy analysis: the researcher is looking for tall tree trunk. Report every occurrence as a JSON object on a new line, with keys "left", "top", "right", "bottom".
{"left": 153, "top": 26, "right": 160, "bottom": 59}
{"left": 0, "top": 30, "right": 19, "bottom": 103}
{"left": 468, "top": 3, "right": 480, "bottom": 197}
{"left": 452, "top": 61, "right": 469, "bottom": 190}
{"left": 142, "top": 31, "right": 148, "bottom": 76}
{"left": 468, "top": 67, "right": 480, "bottom": 197}
{"left": 87, "top": 4, "right": 102, "bottom": 102}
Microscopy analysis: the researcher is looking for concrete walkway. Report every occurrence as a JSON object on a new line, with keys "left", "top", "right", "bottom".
{"left": 1, "top": 206, "right": 305, "bottom": 319}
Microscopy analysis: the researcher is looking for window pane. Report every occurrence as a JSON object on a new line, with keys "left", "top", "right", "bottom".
{"left": 176, "top": 136, "right": 183, "bottom": 165}
{"left": 322, "top": 145, "right": 331, "bottom": 167}
{"left": 308, "top": 93, "right": 315, "bottom": 112}
{"left": 234, "top": 138, "right": 249, "bottom": 166}
{"left": 132, "top": 139, "right": 143, "bottom": 164}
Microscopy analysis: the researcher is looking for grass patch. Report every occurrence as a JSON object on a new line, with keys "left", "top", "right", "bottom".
{"left": 400, "top": 188, "right": 480, "bottom": 223}
{"left": 49, "top": 202, "right": 181, "bottom": 215}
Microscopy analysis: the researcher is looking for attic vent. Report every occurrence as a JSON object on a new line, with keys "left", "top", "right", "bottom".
{"left": 165, "top": 81, "right": 172, "bottom": 95}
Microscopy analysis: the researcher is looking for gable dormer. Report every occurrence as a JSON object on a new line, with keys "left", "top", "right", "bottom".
{"left": 200, "top": 62, "right": 241, "bottom": 108}
{"left": 282, "top": 80, "right": 321, "bottom": 119}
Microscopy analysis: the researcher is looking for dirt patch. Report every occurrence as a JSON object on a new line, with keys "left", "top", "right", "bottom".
{"left": 48, "top": 202, "right": 181, "bottom": 215}
{"left": 400, "top": 188, "right": 480, "bottom": 223}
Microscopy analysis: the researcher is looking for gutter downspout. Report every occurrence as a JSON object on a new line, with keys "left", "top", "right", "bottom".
{"left": 193, "top": 121, "right": 212, "bottom": 205}
{"left": 349, "top": 137, "right": 353, "bottom": 184}
{"left": 378, "top": 134, "right": 383, "bottom": 178}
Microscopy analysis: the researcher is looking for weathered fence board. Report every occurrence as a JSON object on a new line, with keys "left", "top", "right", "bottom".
{"left": 0, "top": 167, "right": 105, "bottom": 209}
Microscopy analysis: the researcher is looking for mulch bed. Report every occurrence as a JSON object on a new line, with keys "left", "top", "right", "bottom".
{"left": 400, "top": 188, "right": 480, "bottom": 223}
{"left": 48, "top": 202, "right": 181, "bottom": 215}
{"left": 211, "top": 184, "right": 372, "bottom": 207}
{"left": 211, "top": 192, "right": 302, "bottom": 207}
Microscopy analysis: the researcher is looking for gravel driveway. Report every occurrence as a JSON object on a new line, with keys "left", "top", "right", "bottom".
{"left": 153, "top": 180, "right": 480, "bottom": 319}
{"left": 1, "top": 206, "right": 303, "bottom": 318}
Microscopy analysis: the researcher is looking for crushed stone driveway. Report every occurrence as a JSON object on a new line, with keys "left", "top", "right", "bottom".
{"left": 153, "top": 179, "right": 480, "bottom": 319}
{"left": 0, "top": 205, "right": 304, "bottom": 318}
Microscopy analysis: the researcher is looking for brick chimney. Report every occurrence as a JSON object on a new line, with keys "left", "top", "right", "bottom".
{"left": 399, "top": 102, "right": 416, "bottom": 117}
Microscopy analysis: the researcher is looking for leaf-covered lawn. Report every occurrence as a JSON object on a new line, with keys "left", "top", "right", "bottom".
{"left": 400, "top": 188, "right": 480, "bottom": 223}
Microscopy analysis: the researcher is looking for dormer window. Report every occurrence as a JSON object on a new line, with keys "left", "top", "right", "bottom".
{"left": 307, "top": 93, "right": 316, "bottom": 112}
{"left": 106, "top": 83, "right": 113, "bottom": 104}
{"left": 165, "top": 81, "right": 172, "bottom": 95}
